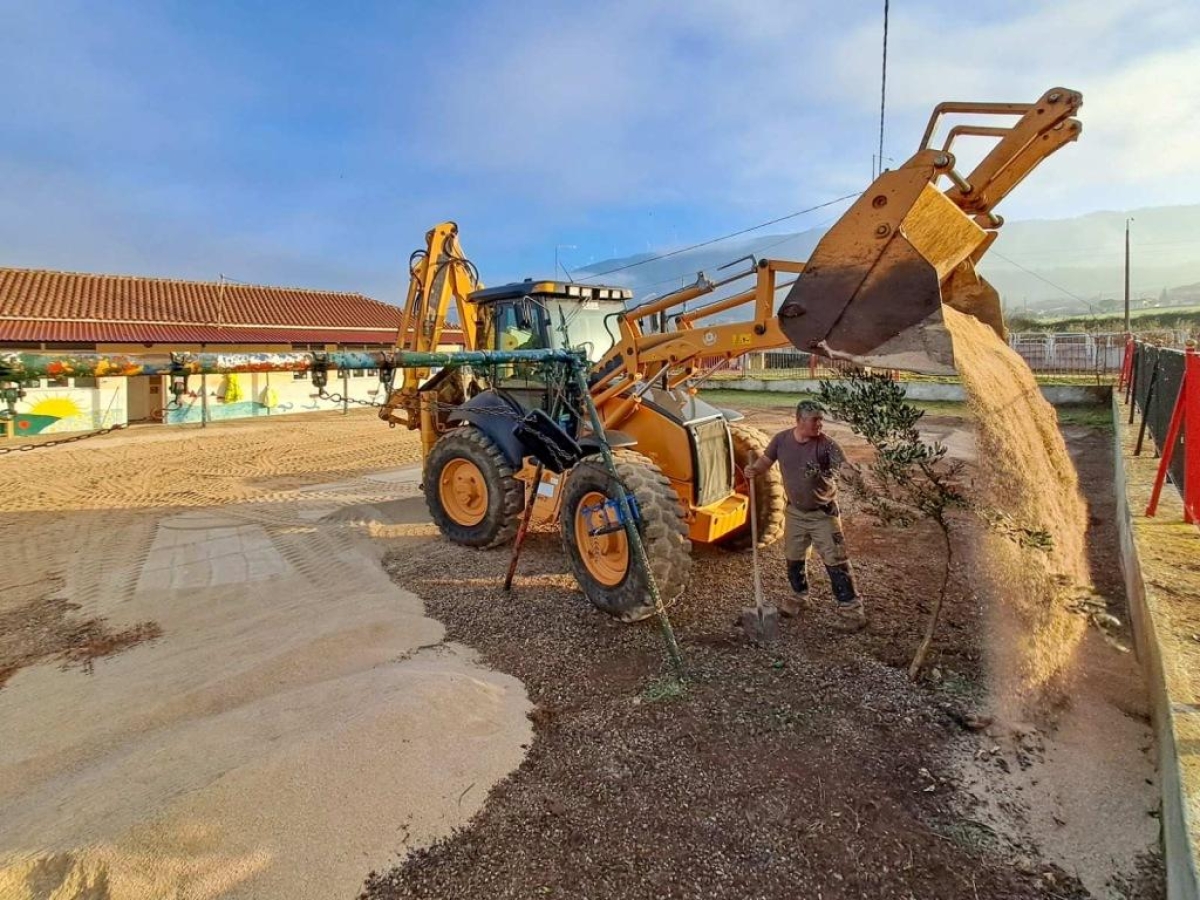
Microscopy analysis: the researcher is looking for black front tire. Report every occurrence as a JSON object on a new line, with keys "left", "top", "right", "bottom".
{"left": 424, "top": 426, "right": 524, "bottom": 548}
{"left": 559, "top": 450, "right": 692, "bottom": 622}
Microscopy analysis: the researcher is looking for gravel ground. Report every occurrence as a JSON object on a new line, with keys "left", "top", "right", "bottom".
{"left": 365, "top": 406, "right": 1163, "bottom": 900}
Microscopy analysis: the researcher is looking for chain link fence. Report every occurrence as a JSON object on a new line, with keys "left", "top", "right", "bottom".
{"left": 1129, "top": 342, "right": 1186, "bottom": 496}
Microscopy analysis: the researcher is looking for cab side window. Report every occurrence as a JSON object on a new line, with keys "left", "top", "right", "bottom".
{"left": 492, "top": 301, "right": 549, "bottom": 407}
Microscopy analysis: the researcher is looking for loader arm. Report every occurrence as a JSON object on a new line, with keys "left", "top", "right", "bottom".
{"left": 587, "top": 88, "right": 1082, "bottom": 399}
{"left": 922, "top": 88, "right": 1083, "bottom": 222}
{"left": 587, "top": 258, "right": 803, "bottom": 431}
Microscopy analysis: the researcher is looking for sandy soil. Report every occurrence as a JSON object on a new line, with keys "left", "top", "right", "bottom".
{"left": 952, "top": 426, "right": 1160, "bottom": 899}
{"left": 0, "top": 411, "right": 534, "bottom": 900}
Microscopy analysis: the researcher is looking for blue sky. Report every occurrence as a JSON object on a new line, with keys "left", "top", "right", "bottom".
{"left": 2, "top": 0, "right": 1198, "bottom": 303}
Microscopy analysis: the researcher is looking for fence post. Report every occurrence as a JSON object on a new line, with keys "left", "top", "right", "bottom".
{"left": 1184, "top": 343, "right": 1199, "bottom": 524}
{"left": 1126, "top": 340, "right": 1140, "bottom": 409}
{"left": 1118, "top": 336, "right": 1134, "bottom": 393}
{"left": 1146, "top": 342, "right": 1195, "bottom": 519}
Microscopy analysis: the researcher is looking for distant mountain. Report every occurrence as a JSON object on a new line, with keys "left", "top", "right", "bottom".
{"left": 573, "top": 204, "right": 1200, "bottom": 320}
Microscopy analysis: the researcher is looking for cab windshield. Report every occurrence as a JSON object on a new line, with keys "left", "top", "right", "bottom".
{"left": 541, "top": 299, "right": 620, "bottom": 363}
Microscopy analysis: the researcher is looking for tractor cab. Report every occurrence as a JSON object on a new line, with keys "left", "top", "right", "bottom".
{"left": 470, "top": 279, "right": 631, "bottom": 364}
{"left": 469, "top": 279, "right": 630, "bottom": 409}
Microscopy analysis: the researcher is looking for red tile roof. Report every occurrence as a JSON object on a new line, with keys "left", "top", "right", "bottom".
{"left": 0, "top": 268, "right": 465, "bottom": 346}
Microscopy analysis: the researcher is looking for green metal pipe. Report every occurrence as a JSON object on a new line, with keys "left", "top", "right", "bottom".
{"left": 0, "top": 348, "right": 586, "bottom": 381}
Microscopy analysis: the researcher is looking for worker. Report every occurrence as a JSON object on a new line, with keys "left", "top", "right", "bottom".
{"left": 745, "top": 399, "right": 866, "bottom": 630}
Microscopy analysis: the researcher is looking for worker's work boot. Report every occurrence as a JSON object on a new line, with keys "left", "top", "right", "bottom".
{"left": 778, "top": 593, "right": 810, "bottom": 619}
{"left": 780, "top": 559, "right": 812, "bottom": 618}
{"left": 832, "top": 599, "right": 867, "bottom": 632}
{"left": 827, "top": 563, "right": 866, "bottom": 632}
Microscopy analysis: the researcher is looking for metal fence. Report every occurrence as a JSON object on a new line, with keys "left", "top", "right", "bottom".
{"left": 1007, "top": 332, "right": 1125, "bottom": 378}
{"left": 711, "top": 331, "right": 1192, "bottom": 382}
{"left": 709, "top": 351, "right": 863, "bottom": 380}
{"left": 1128, "top": 342, "right": 1187, "bottom": 500}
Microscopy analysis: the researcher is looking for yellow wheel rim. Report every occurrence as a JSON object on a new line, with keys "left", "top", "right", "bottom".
{"left": 575, "top": 491, "right": 629, "bottom": 587}
{"left": 439, "top": 458, "right": 489, "bottom": 526}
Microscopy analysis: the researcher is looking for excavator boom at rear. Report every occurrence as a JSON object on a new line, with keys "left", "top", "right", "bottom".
{"left": 778, "top": 87, "right": 1082, "bottom": 374}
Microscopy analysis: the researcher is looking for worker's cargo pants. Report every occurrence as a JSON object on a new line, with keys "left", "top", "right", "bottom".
{"left": 783, "top": 505, "right": 859, "bottom": 606}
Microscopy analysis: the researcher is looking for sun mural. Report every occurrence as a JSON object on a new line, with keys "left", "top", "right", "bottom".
{"left": 11, "top": 395, "right": 87, "bottom": 435}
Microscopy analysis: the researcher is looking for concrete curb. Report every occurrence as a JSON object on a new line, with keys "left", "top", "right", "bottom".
{"left": 1113, "top": 392, "right": 1200, "bottom": 899}
{"left": 710, "top": 378, "right": 1111, "bottom": 405}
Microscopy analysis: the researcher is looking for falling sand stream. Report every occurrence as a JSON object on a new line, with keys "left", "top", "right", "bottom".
{"left": 942, "top": 307, "right": 1091, "bottom": 720}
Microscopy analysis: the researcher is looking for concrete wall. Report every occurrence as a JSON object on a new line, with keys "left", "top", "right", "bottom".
{"left": 3, "top": 340, "right": 465, "bottom": 435}
{"left": 4, "top": 369, "right": 388, "bottom": 433}
{"left": 711, "top": 377, "right": 1111, "bottom": 405}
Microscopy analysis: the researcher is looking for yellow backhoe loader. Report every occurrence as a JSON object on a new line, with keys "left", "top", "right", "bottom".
{"left": 381, "top": 87, "right": 1082, "bottom": 620}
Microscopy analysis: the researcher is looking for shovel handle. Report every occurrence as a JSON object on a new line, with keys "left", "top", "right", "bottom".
{"left": 747, "top": 471, "right": 765, "bottom": 613}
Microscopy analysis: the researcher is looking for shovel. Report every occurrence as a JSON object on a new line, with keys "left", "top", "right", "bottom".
{"left": 740, "top": 475, "right": 780, "bottom": 644}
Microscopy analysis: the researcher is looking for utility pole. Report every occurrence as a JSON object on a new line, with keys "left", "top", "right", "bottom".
{"left": 1124, "top": 217, "right": 1133, "bottom": 334}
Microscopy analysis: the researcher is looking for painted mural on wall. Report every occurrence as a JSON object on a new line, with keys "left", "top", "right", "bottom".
{"left": 9, "top": 396, "right": 86, "bottom": 434}
{"left": 6, "top": 389, "right": 125, "bottom": 435}
{"left": 166, "top": 400, "right": 272, "bottom": 424}
{"left": 163, "top": 377, "right": 375, "bottom": 424}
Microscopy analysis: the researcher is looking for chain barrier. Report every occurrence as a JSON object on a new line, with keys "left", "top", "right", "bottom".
{"left": 316, "top": 390, "right": 383, "bottom": 408}
{"left": 0, "top": 411, "right": 166, "bottom": 455}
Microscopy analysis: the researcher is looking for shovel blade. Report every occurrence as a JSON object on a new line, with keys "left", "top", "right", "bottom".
{"left": 742, "top": 606, "right": 780, "bottom": 644}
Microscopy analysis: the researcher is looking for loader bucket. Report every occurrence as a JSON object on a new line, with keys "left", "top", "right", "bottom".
{"left": 778, "top": 156, "right": 1000, "bottom": 375}
{"left": 778, "top": 87, "right": 1083, "bottom": 374}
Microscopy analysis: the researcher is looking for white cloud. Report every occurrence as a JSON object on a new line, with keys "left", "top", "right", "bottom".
{"left": 820, "top": 0, "right": 1200, "bottom": 217}
{"left": 407, "top": 0, "right": 1200, "bottom": 220}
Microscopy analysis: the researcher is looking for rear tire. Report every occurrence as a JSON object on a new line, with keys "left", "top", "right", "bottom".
{"left": 718, "top": 423, "right": 786, "bottom": 549}
{"left": 424, "top": 426, "right": 524, "bottom": 548}
{"left": 560, "top": 450, "right": 692, "bottom": 622}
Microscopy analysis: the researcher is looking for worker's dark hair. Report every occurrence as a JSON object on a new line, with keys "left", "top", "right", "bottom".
{"left": 796, "top": 399, "right": 828, "bottom": 419}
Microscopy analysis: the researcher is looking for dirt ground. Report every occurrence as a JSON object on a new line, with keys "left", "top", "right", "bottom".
{"left": 364, "top": 403, "right": 1163, "bottom": 900}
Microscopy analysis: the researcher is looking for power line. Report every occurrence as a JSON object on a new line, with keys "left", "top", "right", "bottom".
{"left": 576, "top": 192, "right": 862, "bottom": 283}
{"left": 877, "top": 0, "right": 889, "bottom": 179}
{"left": 613, "top": 208, "right": 851, "bottom": 299}
{"left": 990, "top": 250, "right": 1098, "bottom": 313}
{"left": 583, "top": 204, "right": 858, "bottom": 303}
